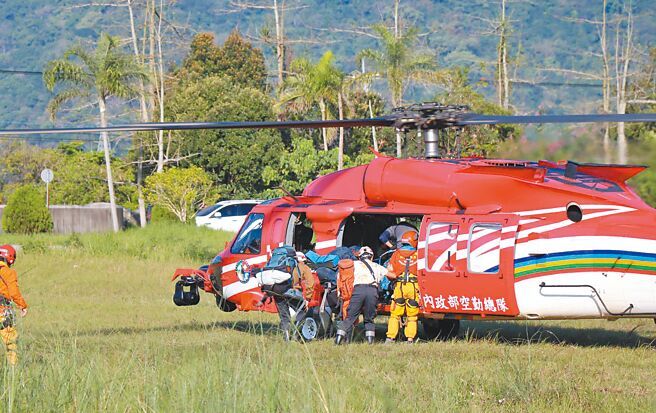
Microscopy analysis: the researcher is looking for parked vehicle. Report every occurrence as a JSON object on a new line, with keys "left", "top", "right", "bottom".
{"left": 195, "top": 200, "right": 261, "bottom": 232}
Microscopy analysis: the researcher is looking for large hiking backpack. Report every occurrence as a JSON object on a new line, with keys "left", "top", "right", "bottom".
{"left": 264, "top": 246, "right": 297, "bottom": 272}
{"left": 337, "top": 259, "right": 355, "bottom": 301}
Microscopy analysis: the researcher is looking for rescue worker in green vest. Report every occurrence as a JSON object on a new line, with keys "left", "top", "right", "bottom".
{"left": 385, "top": 231, "right": 420, "bottom": 343}
{"left": 0, "top": 245, "right": 28, "bottom": 365}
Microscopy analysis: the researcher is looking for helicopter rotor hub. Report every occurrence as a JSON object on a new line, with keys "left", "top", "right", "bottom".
{"left": 389, "top": 103, "right": 470, "bottom": 158}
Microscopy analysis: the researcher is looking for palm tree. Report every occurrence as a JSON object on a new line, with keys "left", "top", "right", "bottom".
{"left": 358, "top": 24, "right": 445, "bottom": 156}
{"left": 44, "top": 33, "right": 147, "bottom": 232}
{"left": 279, "top": 51, "right": 344, "bottom": 151}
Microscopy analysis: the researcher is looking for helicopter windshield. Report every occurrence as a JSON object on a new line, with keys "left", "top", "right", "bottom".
{"left": 231, "top": 213, "right": 264, "bottom": 254}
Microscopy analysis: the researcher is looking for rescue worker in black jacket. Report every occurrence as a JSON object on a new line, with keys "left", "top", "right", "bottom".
{"left": 335, "top": 246, "right": 387, "bottom": 345}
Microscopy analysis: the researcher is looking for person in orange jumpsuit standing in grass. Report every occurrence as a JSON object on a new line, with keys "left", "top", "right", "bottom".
{"left": 0, "top": 245, "right": 28, "bottom": 365}
{"left": 385, "top": 232, "right": 420, "bottom": 343}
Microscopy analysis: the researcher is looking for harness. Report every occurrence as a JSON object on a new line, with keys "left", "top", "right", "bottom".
{"left": 0, "top": 272, "right": 15, "bottom": 329}
{"left": 398, "top": 256, "right": 419, "bottom": 301}
{"left": 360, "top": 259, "right": 378, "bottom": 287}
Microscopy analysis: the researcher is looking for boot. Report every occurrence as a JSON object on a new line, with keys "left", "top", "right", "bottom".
{"left": 365, "top": 331, "right": 375, "bottom": 345}
{"left": 384, "top": 338, "right": 395, "bottom": 344}
{"left": 334, "top": 329, "right": 347, "bottom": 345}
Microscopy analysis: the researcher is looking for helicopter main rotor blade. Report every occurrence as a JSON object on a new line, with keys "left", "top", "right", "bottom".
{"left": 1, "top": 110, "right": 654, "bottom": 136}
{"left": 0, "top": 118, "right": 393, "bottom": 136}
{"left": 457, "top": 113, "right": 656, "bottom": 126}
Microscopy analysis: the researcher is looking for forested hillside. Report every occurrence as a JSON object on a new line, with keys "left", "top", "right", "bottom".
{"left": 0, "top": 0, "right": 654, "bottom": 219}
{"left": 0, "top": 0, "right": 654, "bottom": 130}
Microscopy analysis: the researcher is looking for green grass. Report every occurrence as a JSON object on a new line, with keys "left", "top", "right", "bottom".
{"left": 1, "top": 223, "right": 656, "bottom": 412}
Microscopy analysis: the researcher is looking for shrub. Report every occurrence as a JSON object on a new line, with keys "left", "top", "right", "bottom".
{"left": 150, "top": 205, "right": 178, "bottom": 223}
{"left": 2, "top": 185, "right": 53, "bottom": 234}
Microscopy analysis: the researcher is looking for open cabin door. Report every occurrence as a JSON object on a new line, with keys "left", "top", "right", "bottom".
{"left": 418, "top": 213, "right": 519, "bottom": 317}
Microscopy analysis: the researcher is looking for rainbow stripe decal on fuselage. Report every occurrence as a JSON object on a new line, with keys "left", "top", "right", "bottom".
{"left": 513, "top": 250, "right": 656, "bottom": 278}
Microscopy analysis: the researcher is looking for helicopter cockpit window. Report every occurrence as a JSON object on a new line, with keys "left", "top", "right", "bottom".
{"left": 467, "top": 223, "right": 502, "bottom": 274}
{"left": 231, "top": 213, "right": 264, "bottom": 254}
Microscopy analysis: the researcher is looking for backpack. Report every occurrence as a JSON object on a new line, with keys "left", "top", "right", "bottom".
{"left": 328, "top": 246, "right": 359, "bottom": 260}
{"left": 316, "top": 267, "right": 337, "bottom": 284}
{"left": 337, "top": 259, "right": 355, "bottom": 301}
{"left": 305, "top": 250, "right": 340, "bottom": 269}
{"left": 264, "top": 246, "right": 297, "bottom": 272}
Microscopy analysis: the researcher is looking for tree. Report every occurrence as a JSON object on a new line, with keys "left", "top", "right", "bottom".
{"left": 126, "top": 0, "right": 151, "bottom": 228}
{"left": 494, "top": 0, "right": 512, "bottom": 110}
{"left": 43, "top": 33, "right": 147, "bottom": 232}
{"left": 545, "top": 1, "right": 641, "bottom": 164}
{"left": 2, "top": 185, "right": 53, "bottom": 234}
{"left": 230, "top": 0, "right": 311, "bottom": 89}
{"left": 176, "top": 31, "right": 267, "bottom": 90}
{"left": 279, "top": 51, "right": 344, "bottom": 151}
{"left": 215, "top": 30, "right": 268, "bottom": 90}
{"left": 340, "top": 90, "right": 393, "bottom": 156}
{"left": 0, "top": 141, "right": 135, "bottom": 207}
{"left": 0, "top": 141, "right": 57, "bottom": 201}
{"left": 50, "top": 146, "right": 137, "bottom": 207}
{"left": 145, "top": 166, "right": 213, "bottom": 223}
{"left": 179, "top": 33, "right": 221, "bottom": 80}
{"left": 167, "top": 75, "right": 285, "bottom": 198}
{"left": 433, "top": 68, "right": 520, "bottom": 157}
{"left": 358, "top": 23, "right": 444, "bottom": 156}
{"left": 262, "top": 137, "right": 343, "bottom": 195}
{"left": 613, "top": 2, "right": 635, "bottom": 164}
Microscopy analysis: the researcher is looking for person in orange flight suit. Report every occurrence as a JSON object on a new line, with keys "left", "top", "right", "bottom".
{"left": 385, "top": 231, "right": 420, "bottom": 343}
{"left": 0, "top": 245, "right": 28, "bottom": 365}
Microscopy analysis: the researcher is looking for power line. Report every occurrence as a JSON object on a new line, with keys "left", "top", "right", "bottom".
{"left": 475, "top": 77, "right": 602, "bottom": 88}
{"left": 0, "top": 135, "right": 99, "bottom": 141}
{"left": 0, "top": 68, "right": 43, "bottom": 75}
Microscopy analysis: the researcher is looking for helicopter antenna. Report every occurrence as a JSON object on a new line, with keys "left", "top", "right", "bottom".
{"left": 275, "top": 186, "right": 299, "bottom": 203}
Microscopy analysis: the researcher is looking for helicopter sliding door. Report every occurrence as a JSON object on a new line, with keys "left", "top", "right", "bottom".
{"left": 418, "top": 214, "right": 519, "bottom": 317}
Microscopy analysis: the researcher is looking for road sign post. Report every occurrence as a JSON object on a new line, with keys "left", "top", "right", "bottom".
{"left": 40, "top": 168, "right": 54, "bottom": 208}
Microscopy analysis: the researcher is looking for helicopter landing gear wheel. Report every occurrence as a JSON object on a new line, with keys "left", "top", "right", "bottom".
{"left": 215, "top": 294, "right": 237, "bottom": 312}
{"left": 422, "top": 319, "right": 460, "bottom": 340}
{"left": 298, "top": 317, "right": 319, "bottom": 341}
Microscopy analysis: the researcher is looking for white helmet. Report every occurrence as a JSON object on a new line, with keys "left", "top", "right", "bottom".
{"left": 359, "top": 246, "right": 374, "bottom": 260}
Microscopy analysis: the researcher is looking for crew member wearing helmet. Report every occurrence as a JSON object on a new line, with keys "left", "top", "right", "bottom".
{"left": 385, "top": 231, "right": 420, "bottom": 343}
{"left": 0, "top": 245, "right": 28, "bottom": 365}
{"left": 335, "top": 246, "right": 387, "bottom": 345}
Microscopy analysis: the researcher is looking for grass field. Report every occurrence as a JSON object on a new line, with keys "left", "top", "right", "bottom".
{"left": 0, "top": 223, "right": 655, "bottom": 412}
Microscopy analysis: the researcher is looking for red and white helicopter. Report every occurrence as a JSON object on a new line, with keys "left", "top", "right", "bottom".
{"left": 5, "top": 103, "right": 656, "bottom": 340}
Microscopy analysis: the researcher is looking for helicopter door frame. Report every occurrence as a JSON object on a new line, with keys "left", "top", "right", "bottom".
{"left": 418, "top": 213, "right": 519, "bottom": 317}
